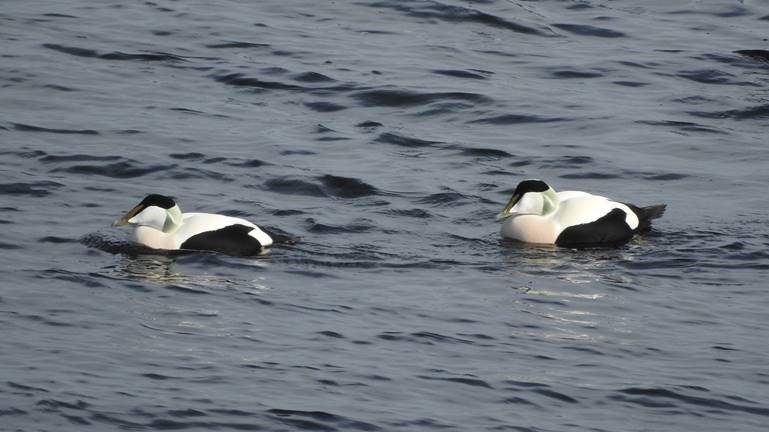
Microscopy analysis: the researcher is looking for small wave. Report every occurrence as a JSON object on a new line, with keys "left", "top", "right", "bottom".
{"left": 532, "top": 388, "right": 579, "bottom": 404}
{"left": 674, "top": 95, "right": 718, "bottom": 105}
{"left": 613, "top": 81, "right": 649, "bottom": 87}
{"left": 677, "top": 69, "right": 755, "bottom": 86}
{"left": 559, "top": 172, "right": 621, "bottom": 180}
{"left": 260, "top": 66, "right": 290, "bottom": 75}
{"left": 306, "top": 219, "right": 376, "bottom": 234}
{"left": 319, "top": 175, "right": 378, "bottom": 198}
{"left": 165, "top": 167, "right": 232, "bottom": 182}
{"left": 12, "top": 123, "right": 99, "bottom": 135}
{"left": 267, "top": 409, "right": 380, "bottom": 432}
{"left": 305, "top": 101, "right": 347, "bottom": 112}
{"left": 263, "top": 177, "right": 326, "bottom": 197}
{"left": 544, "top": 155, "right": 594, "bottom": 168}
{"left": 553, "top": 23, "right": 626, "bottom": 38}
{"left": 367, "top": 0, "right": 547, "bottom": 36}
{"left": 37, "top": 153, "right": 122, "bottom": 163}
{"left": 549, "top": 69, "right": 604, "bottom": 79}
{"left": 734, "top": 49, "right": 769, "bottom": 63}
{"left": 356, "top": 121, "right": 383, "bottom": 129}
{"left": 411, "top": 331, "right": 475, "bottom": 345}
{"left": 643, "top": 173, "right": 688, "bottom": 181}
{"left": 418, "top": 375, "right": 494, "bottom": 389}
{"left": 315, "top": 124, "right": 337, "bottom": 134}
{"left": 43, "top": 43, "right": 185, "bottom": 62}
{"left": 456, "top": 147, "right": 513, "bottom": 159}
{"left": 667, "top": 5, "right": 750, "bottom": 18}
{"left": 614, "top": 387, "right": 769, "bottom": 417}
{"left": 468, "top": 113, "right": 569, "bottom": 125}
{"left": 281, "top": 149, "right": 317, "bottom": 155}
{"left": 227, "top": 158, "right": 269, "bottom": 168}
{"left": 432, "top": 69, "right": 490, "bottom": 79}
{"left": 0, "top": 181, "right": 63, "bottom": 197}
{"left": 381, "top": 208, "right": 432, "bottom": 218}
{"left": 168, "top": 107, "right": 231, "bottom": 119}
{"left": 51, "top": 161, "right": 176, "bottom": 179}
{"left": 39, "top": 236, "right": 78, "bottom": 244}
{"left": 0, "top": 241, "right": 22, "bottom": 249}
{"left": 43, "top": 84, "right": 77, "bottom": 91}
{"left": 688, "top": 104, "right": 769, "bottom": 120}
{"left": 635, "top": 120, "right": 727, "bottom": 134}
{"left": 317, "top": 330, "right": 345, "bottom": 338}
{"left": 352, "top": 88, "right": 491, "bottom": 108}
{"left": 213, "top": 73, "right": 304, "bottom": 91}
{"left": 374, "top": 132, "right": 442, "bottom": 147}
{"left": 292, "top": 72, "right": 336, "bottom": 83}
{"left": 168, "top": 152, "right": 205, "bottom": 161}
{"left": 417, "top": 191, "right": 469, "bottom": 206}
{"left": 37, "top": 269, "right": 108, "bottom": 290}
{"left": 204, "top": 41, "right": 270, "bottom": 49}
{"left": 42, "top": 13, "right": 78, "bottom": 19}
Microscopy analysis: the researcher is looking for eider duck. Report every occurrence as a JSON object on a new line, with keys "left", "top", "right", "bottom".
{"left": 112, "top": 194, "right": 272, "bottom": 256}
{"left": 496, "top": 179, "right": 666, "bottom": 247}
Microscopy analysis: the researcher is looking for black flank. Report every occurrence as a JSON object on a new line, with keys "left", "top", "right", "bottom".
{"left": 181, "top": 224, "right": 264, "bottom": 256}
{"left": 555, "top": 208, "right": 634, "bottom": 248}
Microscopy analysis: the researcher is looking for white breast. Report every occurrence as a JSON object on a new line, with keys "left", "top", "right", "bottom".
{"left": 134, "top": 226, "right": 176, "bottom": 250}
{"left": 500, "top": 214, "right": 560, "bottom": 244}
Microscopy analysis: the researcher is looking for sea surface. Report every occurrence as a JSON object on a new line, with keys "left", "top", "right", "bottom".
{"left": 2, "top": 1, "right": 769, "bottom": 431}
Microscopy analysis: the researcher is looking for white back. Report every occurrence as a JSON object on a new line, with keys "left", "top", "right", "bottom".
{"left": 556, "top": 195, "right": 639, "bottom": 230}
{"left": 175, "top": 213, "right": 273, "bottom": 248}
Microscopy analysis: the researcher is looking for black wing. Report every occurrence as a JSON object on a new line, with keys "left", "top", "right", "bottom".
{"left": 181, "top": 224, "right": 265, "bottom": 256}
{"left": 555, "top": 208, "right": 634, "bottom": 248}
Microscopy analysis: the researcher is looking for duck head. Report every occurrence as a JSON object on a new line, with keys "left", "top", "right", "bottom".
{"left": 496, "top": 179, "right": 558, "bottom": 221}
{"left": 113, "top": 194, "right": 183, "bottom": 233}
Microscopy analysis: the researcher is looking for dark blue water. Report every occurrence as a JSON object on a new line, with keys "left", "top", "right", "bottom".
{"left": 2, "top": 1, "right": 769, "bottom": 431}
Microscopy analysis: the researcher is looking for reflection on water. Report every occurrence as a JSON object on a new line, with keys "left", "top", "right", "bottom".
{"left": 499, "top": 240, "right": 647, "bottom": 344}
{"left": 499, "top": 238, "right": 641, "bottom": 285}
{"left": 116, "top": 253, "right": 187, "bottom": 283}
{"left": 82, "top": 231, "right": 271, "bottom": 293}
{"left": 114, "top": 254, "right": 272, "bottom": 295}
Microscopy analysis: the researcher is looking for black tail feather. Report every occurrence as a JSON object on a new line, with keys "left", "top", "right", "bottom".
{"left": 625, "top": 203, "right": 666, "bottom": 232}
{"left": 261, "top": 226, "right": 301, "bottom": 245}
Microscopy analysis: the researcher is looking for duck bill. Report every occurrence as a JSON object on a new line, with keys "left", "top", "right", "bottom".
{"left": 495, "top": 193, "right": 521, "bottom": 221}
{"left": 112, "top": 204, "right": 143, "bottom": 227}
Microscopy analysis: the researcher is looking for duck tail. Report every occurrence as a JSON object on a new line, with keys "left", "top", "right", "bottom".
{"left": 626, "top": 203, "right": 666, "bottom": 232}
{"left": 261, "top": 226, "right": 301, "bottom": 245}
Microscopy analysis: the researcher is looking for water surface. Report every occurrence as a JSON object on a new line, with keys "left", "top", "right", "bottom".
{"left": 2, "top": 1, "right": 769, "bottom": 431}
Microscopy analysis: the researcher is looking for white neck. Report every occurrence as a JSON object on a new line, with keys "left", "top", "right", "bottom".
{"left": 540, "top": 188, "right": 559, "bottom": 215}
{"left": 163, "top": 205, "right": 183, "bottom": 232}
{"left": 513, "top": 187, "right": 559, "bottom": 216}
{"left": 129, "top": 204, "right": 183, "bottom": 233}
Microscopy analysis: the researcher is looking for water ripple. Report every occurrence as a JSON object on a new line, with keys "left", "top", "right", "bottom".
{"left": 12, "top": 123, "right": 99, "bottom": 135}
{"left": 352, "top": 89, "right": 491, "bottom": 108}
{"left": 43, "top": 43, "right": 186, "bottom": 62}
{"left": 613, "top": 387, "right": 769, "bottom": 417}
{"left": 366, "top": 0, "right": 548, "bottom": 36}
{"left": 553, "top": 23, "right": 626, "bottom": 38}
